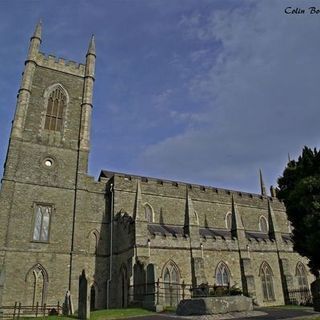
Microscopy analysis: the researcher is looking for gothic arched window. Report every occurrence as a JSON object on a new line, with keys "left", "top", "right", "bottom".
{"left": 88, "top": 229, "right": 99, "bottom": 254}
{"left": 44, "top": 86, "right": 67, "bottom": 131}
{"left": 215, "top": 262, "right": 230, "bottom": 286}
{"left": 296, "top": 262, "right": 308, "bottom": 289}
{"left": 259, "top": 216, "right": 268, "bottom": 233}
{"left": 225, "top": 212, "right": 232, "bottom": 230}
{"left": 163, "top": 261, "right": 180, "bottom": 307}
{"left": 25, "top": 264, "right": 48, "bottom": 308}
{"left": 260, "top": 262, "right": 275, "bottom": 301}
{"left": 144, "top": 204, "right": 153, "bottom": 223}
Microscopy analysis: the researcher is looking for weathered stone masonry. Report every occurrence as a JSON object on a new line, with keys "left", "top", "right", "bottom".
{"left": 0, "top": 23, "right": 314, "bottom": 311}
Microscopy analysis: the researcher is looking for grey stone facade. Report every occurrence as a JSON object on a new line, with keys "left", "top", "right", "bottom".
{"left": 0, "top": 23, "right": 314, "bottom": 312}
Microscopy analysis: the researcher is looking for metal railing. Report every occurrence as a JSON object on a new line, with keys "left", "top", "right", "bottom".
{"left": 286, "top": 288, "right": 312, "bottom": 306}
{"left": 0, "top": 301, "right": 61, "bottom": 319}
{"left": 128, "top": 280, "right": 240, "bottom": 307}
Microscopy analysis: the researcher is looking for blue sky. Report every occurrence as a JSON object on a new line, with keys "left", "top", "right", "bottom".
{"left": 0, "top": 0, "right": 319, "bottom": 194}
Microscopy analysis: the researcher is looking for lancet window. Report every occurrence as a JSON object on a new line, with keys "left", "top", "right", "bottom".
{"left": 44, "top": 86, "right": 66, "bottom": 131}
{"left": 259, "top": 216, "right": 268, "bottom": 233}
{"left": 260, "top": 262, "right": 275, "bottom": 301}
{"left": 163, "top": 261, "right": 180, "bottom": 307}
{"left": 215, "top": 262, "right": 230, "bottom": 287}
{"left": 144, "top": 204, "right": 153, "bottom": 223}
{"left": 225, "top": 212, "right": 232, "bottom": 230}
{"left": 296, "top": 262, "right": 308, "bottom": 289}
{"left": 25, "top": 264, "right": 48, "bottom": 307}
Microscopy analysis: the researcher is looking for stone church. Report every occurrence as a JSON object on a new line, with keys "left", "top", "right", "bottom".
{"left": 0, "top": 23, "right": 314, "bottom": 311}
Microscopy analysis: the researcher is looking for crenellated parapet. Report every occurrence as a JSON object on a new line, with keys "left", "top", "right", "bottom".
{"left": 246, "top": 236, "right": 293, "bottom": 252}
{"left": 36, "top": 52, "right": 85, "bottom": 77}
{"left": 100, "top": 170, "right": 286, "bottom": 206}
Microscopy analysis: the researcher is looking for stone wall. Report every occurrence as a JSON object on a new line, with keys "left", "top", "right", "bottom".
{"left": 0, "top": 26, "right": 315, "bottom": 312}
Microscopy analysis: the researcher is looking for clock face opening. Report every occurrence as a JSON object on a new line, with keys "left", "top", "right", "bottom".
{"left": 44, "top": 159, "right": 53, "bottom": 167}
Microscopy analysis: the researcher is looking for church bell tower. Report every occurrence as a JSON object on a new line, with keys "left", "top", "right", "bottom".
{"left": 0, "top": 22, "right": 96, "bottom": 307}
{"left": 4, "top": 21, "right": 95, "bottom": 181}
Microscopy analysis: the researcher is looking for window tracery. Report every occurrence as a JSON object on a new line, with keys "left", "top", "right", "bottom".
{"left": 25, "top": 264, "right": 48, "bottom": 307}
{"left": 260, "top": 262, "right": 275, "bottom": 301}
{"left": 296, "top": 262, "right": 308, "bottom": 289}
{"left": 163, "top": 260, "right": 180, "bottom": 307}
{"left": 215, "top": 262, "right": 230, "bottom": 286}
{"left": 44, "top": 86, "right": 67, "bottom": 131}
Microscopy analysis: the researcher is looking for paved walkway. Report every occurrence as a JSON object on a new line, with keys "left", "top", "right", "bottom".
{"left": 129, "top": 307, "right": 320, "bottom": 320}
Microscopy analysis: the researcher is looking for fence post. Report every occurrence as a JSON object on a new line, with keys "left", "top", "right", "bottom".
{"left": 57, "top": 301, "right": 60, "bottom": 314}
{"left": 35, "top": 302, "right": 38, "bottom": 317}
{"left": 43, "top": 303, "right": 46, "bottom": 317}
{"left": 13, "top": 301, "right": 17, "bottom": 320}
{"left": 156, "top": 279, "right": 160, "bottom": 305}
{"left": 17, "top": 302, "right": 21, "bottom": 320}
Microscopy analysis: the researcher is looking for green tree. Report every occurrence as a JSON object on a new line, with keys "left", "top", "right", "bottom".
{"left": 277, "top": 147, "right": 320, "bottom": 277}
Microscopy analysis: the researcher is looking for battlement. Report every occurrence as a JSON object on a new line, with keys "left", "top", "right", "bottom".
{"left": 100, "top": 169, "right": 282, "bottom": 204}
{"left": 35, "top": 52, "right": 85, "bottom": 77}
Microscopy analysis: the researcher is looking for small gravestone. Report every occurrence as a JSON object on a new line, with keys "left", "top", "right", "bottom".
{"left": 63, "top": 290, "right": 74, "bottom": 315}
{"left": 49, "top": 308, "right": 58, "bottom": 316}
{"left": 78, "top": 270, "right": 90, "bottom": 319}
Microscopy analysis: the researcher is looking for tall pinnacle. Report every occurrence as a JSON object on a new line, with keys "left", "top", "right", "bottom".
{"left": 231, "top": 195, "right": 244, "bottom": 230}
{"left": 32, "top": 20, "right": 42, "bottom": 41}
{"left": 87, "top": 35, "right": 96, "bottom": 56}
{"left": 133, "top": 180, "right": 144, "bottom": 221}
{"left": 185, "top": 187, "right": 198, "bottom": 226}
{"left": 259, "top": 169, "right": 267, "bottom": 196}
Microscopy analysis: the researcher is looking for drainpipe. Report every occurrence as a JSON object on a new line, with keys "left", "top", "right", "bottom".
{"left": 106, "top": 183, "right": 114, "bottom": 309}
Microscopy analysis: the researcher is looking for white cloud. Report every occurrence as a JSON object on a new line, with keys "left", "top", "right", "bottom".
{"left": 152, "top": 89, "right": 173, "bottom": 109}
{"left": 137, "top": 1, "right": 320, "bottom": 193}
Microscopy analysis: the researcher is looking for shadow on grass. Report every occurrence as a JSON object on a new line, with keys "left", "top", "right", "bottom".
{"left": 19, "top": 307, "right": 156, "bottom": 320}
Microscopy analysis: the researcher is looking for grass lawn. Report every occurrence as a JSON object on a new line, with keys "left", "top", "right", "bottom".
{"left": 91, "top": 308, "right": 155, "bottom": 319}
{"left": 269, "top": 304, "right": 313, "bottom": 309}
{"left": 20, "top": 308, "right": 155, "bottom": 320}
